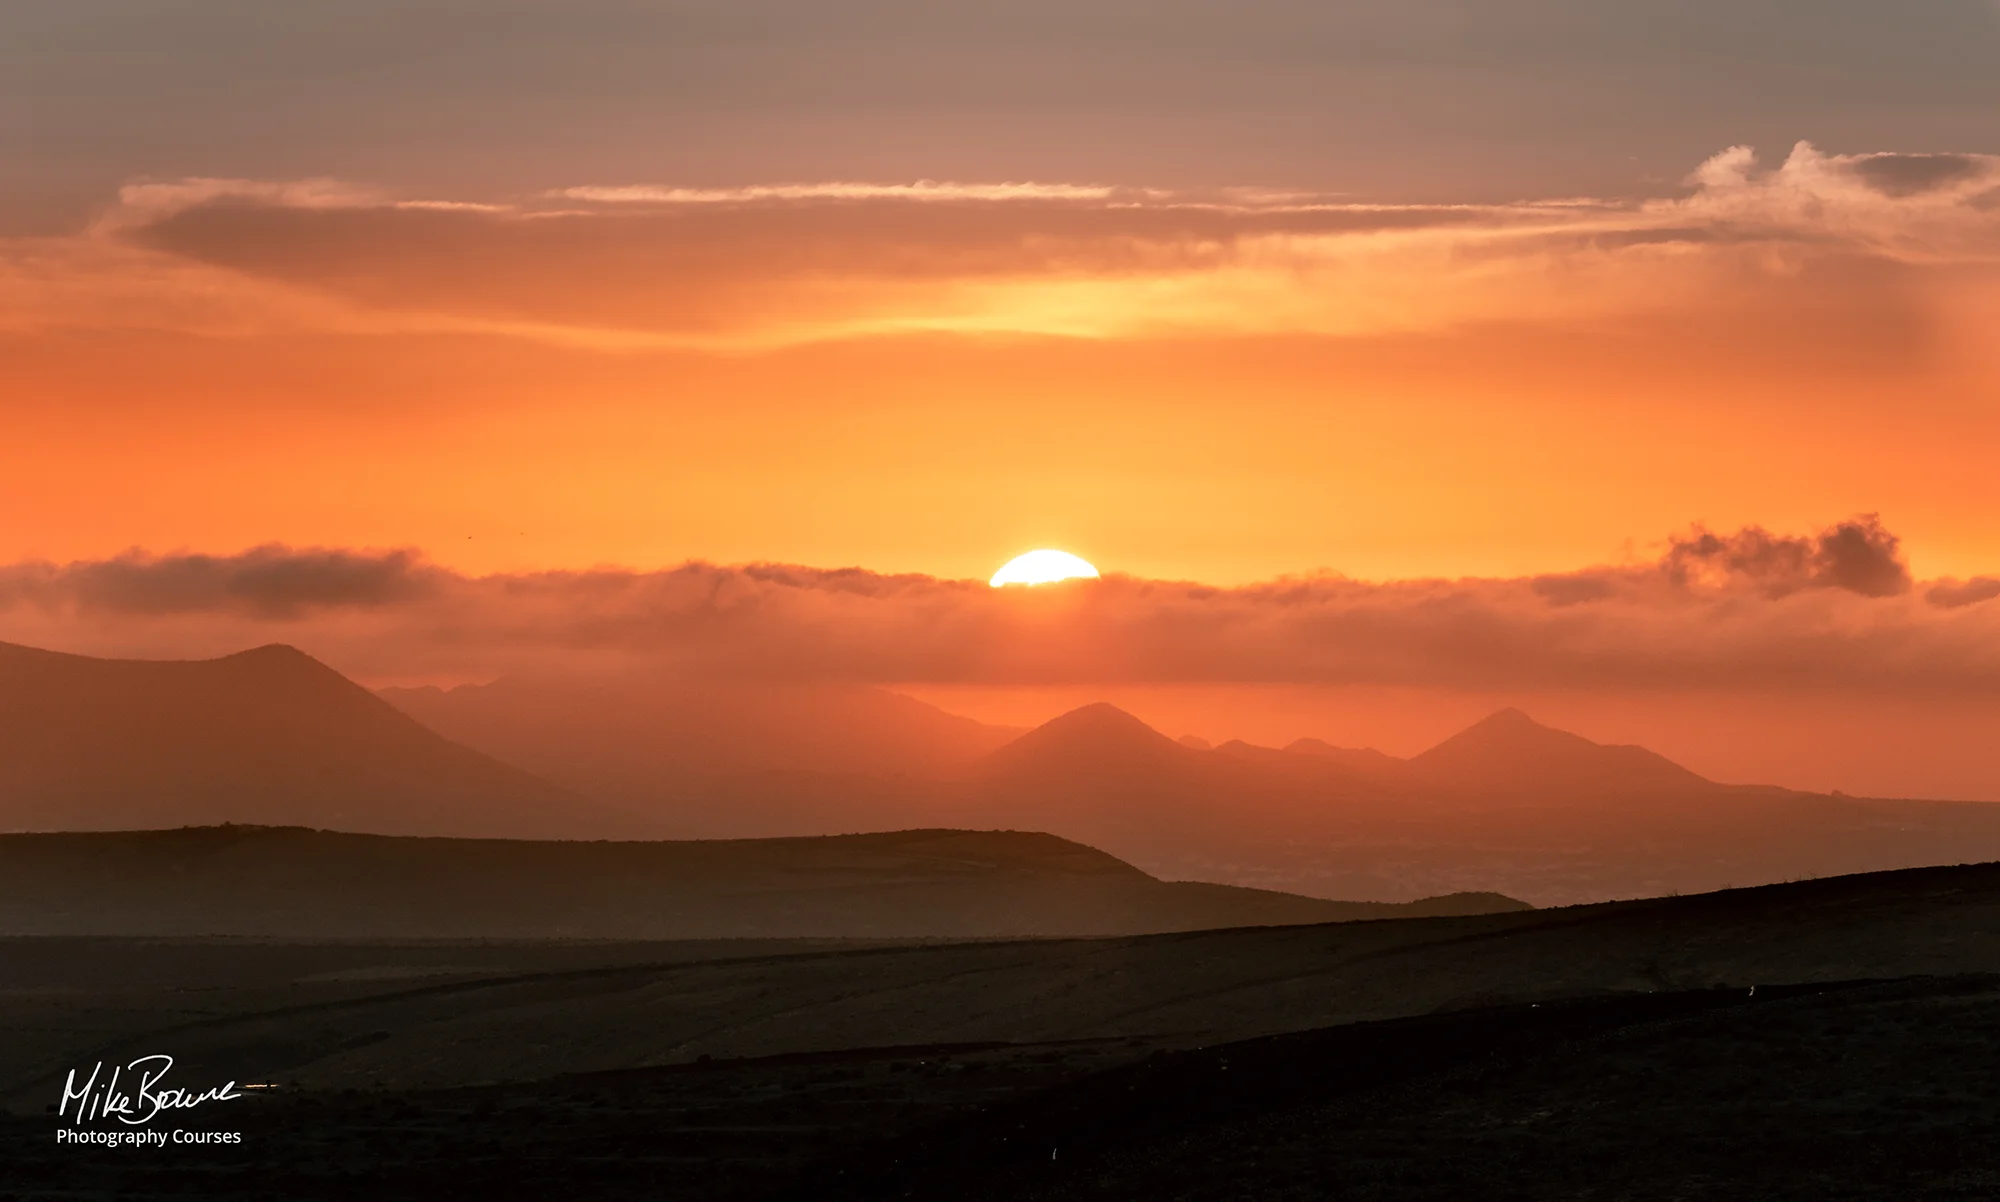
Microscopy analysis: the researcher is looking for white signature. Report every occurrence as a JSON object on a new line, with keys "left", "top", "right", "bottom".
{"left": 59, "top": 1055, "right": 244, "bottom": 1127}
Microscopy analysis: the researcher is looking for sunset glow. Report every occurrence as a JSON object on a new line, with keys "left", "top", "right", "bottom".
{"left": 1, "top": 1, "right": 1998, "bottom": 800}
{"left": 990, "top": 551, "right": 1101, "bottom": 588}
{"left": 9, "top": 10, "right": 2000, "bottom": 1191}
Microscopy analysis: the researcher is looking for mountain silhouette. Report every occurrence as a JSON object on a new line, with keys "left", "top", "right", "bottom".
{"left": 957, "top": 706, "right": 1365, "bottom": 861}
{"left": 22, "top": 637, "right": 1998, "bottom": 909}
{"left": 780, "top": 704, "right": 2000, "bottom": 906}
{"left": 1409, "top": 707, "right": 1715, "bottom": 796}
{"left": 1284, "top": 737, "right": 1407, "bottom": 777}
{"left": 0, "top": 640, "right": 614, "bottom": 838}
{"left": 381, "top": 673, "right": 1020, "bottom": 808}
{"left": 975, "top": 702, "right": 1196, "bottom": 786}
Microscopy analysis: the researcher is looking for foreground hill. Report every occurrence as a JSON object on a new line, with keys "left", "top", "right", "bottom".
{"left": 4, "top": 858, "right": 1997, "bottom": 1111}
{"left": 0, "top": 824, "right": 1525, "bottom": 939}
{"left": 6, "top": 860, "right": 1999, "bottom": 1200}
{"left": 0, "top": 641, "right": 622, "bottom": 838}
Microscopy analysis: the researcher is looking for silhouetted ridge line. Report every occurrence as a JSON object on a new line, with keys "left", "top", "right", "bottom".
{"left": 976, "top": 703, "right": 1192, "bottom": 779}
{"left": 1409, "top": 706, "right": 1715, "bottom": 794}
{"left": 0, "top": 824, "right": 1531, "bottom": 938}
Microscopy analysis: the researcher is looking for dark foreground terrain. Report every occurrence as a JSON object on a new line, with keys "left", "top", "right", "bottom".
{"left": 6, "top": 976, "right": 1998, "bottom": 1201}
{"left": 7, "top": 860, "right": 2000, "bottom": 1200}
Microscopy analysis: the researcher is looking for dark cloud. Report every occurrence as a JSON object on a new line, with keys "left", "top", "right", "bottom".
{"left": 1927, "top": 577, "right": 2000, "bottom": 610}
{"left": 0, "top": 546, "right": 434, "bottom": 620}
{"left": 1, "top": 522, "right": 1993, "bottom": 700}
{"left": 1661, "top": 514, "right": 1910, "bottom": 598}
{"left": 1849, "top": 153, "right": 1986, "bottom": 198}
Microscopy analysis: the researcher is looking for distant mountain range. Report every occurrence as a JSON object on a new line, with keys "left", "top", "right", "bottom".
{"left": 0, "top": 640, "right": 628, "bottom": 838}
{"left": 0, "top": 824, "right": 1526, "bottom": 939}
{"left": 940, "top": 701, "right": 2000, "bottom": 903}
{"left": 380, "top": 675, "right": 1021, "bottom": 822}
{"left": 383, "top": 665, "right": 2000, "bottom": 904}
{"left": 8, "top": 639, "right": 2000, "bottom": 906}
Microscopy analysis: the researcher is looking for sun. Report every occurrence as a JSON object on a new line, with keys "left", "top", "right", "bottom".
{"left": 990, "top": 549, "right": 1100, "bottom": 587}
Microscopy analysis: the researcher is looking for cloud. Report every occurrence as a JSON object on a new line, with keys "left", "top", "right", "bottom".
{"left": 553, "top": 182, "right": 1123, "bottom": 204}
{"left": 1849, "top": 153, "right": 1989, "bottom": 199}
{"left": 1660, "top": 514, "right": 1911, "bottom": 598}
{"left": 1663, "top": 143, "right": 2000, "bottom": 261}
{"left": 0, "top": 546, "right": 437, "bottom": 620}
{"left": 1927, "top": 577, "right": 2000, "bottom": 610}
{"left": 3, "top": 520, "right": 1996, "bottom": 700}
{"left": 5, "top": 142, "right": 1997, "bottom": 349}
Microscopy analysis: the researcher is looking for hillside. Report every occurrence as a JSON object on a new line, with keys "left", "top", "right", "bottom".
{"left": 0, "top": 824, "right": 1527, "bottom": 939}
{"left": 3, "top": 859, "right": 1997, "bottom": 1108}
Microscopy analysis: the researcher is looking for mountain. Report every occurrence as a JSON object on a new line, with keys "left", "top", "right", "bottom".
{"left": 1408, "top": 707, "right": 1715, "bottom": 796}
{"left": 26, "top": 637, "right": 1997, "bottom": 911}
{"left": 1284, "top": 737, "right": 1408, "bottom": 777}
{"left": 0, "top": 641, "right": 616, "bottom": 838}
{"left": 0, "top": 824, "right": 1529, "bottom": 939}
{"left": 380, "top": 673, "right": 1021, "bottom": 812}
{"left": 962, "top": 705, "right": 1321, "bottom": 855}
{"left": 926, "top": 704, "right": 2000, "bottom": 906}
{"left": 975, "top": 702, "right": 1197, "bottom": 787}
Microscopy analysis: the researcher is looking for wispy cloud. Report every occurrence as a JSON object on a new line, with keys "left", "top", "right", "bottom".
{"left": 3, "top": 143, "right": 1996, "bottom": 352}
{"left": 553, "top": 181, "right": 1123, "bottom": 204}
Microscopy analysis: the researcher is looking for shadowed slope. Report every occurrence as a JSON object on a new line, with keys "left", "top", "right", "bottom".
{"left": 0, "top": 641, "right": 610, "bottom": 838}
{"left": 4, "top": 860, "right": 1997, "bottom": 1110}
{"left": 0, "top": 824, "right": 1527, "bottom": 939}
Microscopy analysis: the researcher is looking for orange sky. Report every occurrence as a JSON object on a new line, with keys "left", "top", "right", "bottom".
{"left": 4, "top": 4, "right": 2000, "bottom": 801}
{"left": 4, "top": 147, "right": 1999, "bottom": 585}
{"left": 5, "top": 320, "right": 1994, "bottom": 585}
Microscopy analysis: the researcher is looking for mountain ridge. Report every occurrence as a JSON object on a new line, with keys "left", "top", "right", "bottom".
{"left": 1407, "top": 706, "right": 1716, "bottom": 795}
{"left": 0, "top": 639, "right": 619, "bottom": 839}
{"left": 0, "top": 824, "right": 1530, "bottom": 939}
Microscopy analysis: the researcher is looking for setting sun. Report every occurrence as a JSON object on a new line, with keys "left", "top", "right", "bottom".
{"left": 989, "top": 550, "right": 1101, "bottom": 587}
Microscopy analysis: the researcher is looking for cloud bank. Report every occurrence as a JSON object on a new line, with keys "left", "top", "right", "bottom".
{"left": 3, "top": 518, "right": 1995, "bottom": 698}
{"left": 3, "top": 143, "right": 1997, "bottom": 349}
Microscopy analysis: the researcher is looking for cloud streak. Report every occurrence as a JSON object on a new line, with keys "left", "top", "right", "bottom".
{"left": 3, "top": 518, "right": 1996, "bottom": 699}
{"left": 553, "top": 182, "right": 1124, "bottom": 204}
{"left": 3, "top": 143, "right": 1996, "bottom": 350}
